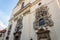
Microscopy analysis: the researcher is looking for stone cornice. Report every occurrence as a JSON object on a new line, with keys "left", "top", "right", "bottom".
{"left": 9, "top": 0, "right": 42, "bottom": 22}
{"left": 9, "top": 3, "right": 31, "bottom": 22}
{"left": 14, "top": 3, "right": 31, "bottom": 17}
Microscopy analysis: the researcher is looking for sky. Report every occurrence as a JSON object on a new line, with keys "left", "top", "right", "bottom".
{"left": 0, "top": 0, "right": 18, "bottom": 30}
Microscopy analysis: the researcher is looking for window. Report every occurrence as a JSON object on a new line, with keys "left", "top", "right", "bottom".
{"left": 6, "top": 36, "right": 9, "bottom": 40}
{"left": 33, "top": 6, "right": 49, "bottom": 30}
{"left": 30, "top": 38, "right": 33, "bottom": 40}
{"left": 15, "top": 36, "right": 19, "bottom": 40}
{"left": 38, "top": 3, "right": 41, "bottom": 5}
{"left": 0, "top": 33, "right": 2, "bottom": 37}
{"left": 21, "top": 2, "right": 24, "bottom": 8}
{"left": 39, "top": 18, "right": 45, "bottom": 26}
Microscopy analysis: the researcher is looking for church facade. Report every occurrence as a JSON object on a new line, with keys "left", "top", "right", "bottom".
{"left": 4, "top": 0, "right": 60, "bottom": 40}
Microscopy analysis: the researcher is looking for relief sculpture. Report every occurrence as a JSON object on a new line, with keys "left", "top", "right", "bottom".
{"left": 33, "top": 5, "right": 54, "bottom": 40}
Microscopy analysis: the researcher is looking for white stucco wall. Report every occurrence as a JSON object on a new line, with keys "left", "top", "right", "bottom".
{"left": 48, "top": 0, "right": 60, "bottom": 40}
{"left": 8, "top": 0, "right": 60, "bottom": 40}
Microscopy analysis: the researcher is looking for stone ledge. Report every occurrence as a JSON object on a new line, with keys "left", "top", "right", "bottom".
{"left": 9, "top": 3, "right": 31, "bottom": 21}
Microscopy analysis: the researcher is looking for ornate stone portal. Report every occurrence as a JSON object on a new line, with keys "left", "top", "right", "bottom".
{"left": 33, "top": 5, "right": 54, "bottom": 40}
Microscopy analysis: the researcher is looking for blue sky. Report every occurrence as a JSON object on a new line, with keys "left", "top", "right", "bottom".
{"left": 0, "top": 0, "right": 18, "bottom": 30}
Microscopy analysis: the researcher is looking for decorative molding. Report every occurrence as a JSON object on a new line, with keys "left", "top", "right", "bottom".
{"left": 9, "top": 0, "right": 41, "bottom": 22}
{"left": 33, "top": 5, "right": 54, "bottom": 30}
{"left": 36, "top": 28, "right": 51, "bottom": 40}
{"left": 15, "top": 17, "right": 23, "bottom": 32}
{"left": 23, "top": 10, "right": 30, "bottom": 16}
{"left": 31, "top": 0, "right": 41, "bottom": 6}
{"left": 14, "top": 3, "right": 31, "bottom": 17}
{"left": 9, "top": 3, "right": 31, "bottom": 22}
{"left": 33, "top": 5, "right": 54, "bottom": 40}
{"left": 14, "top": 17, "right": 18, "bottom": 22}
{"left": 9, "top": 0, "right": 53, "bottom": 22}
{"left": 13, "top": 16, "right": 23, "bottom": 40}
